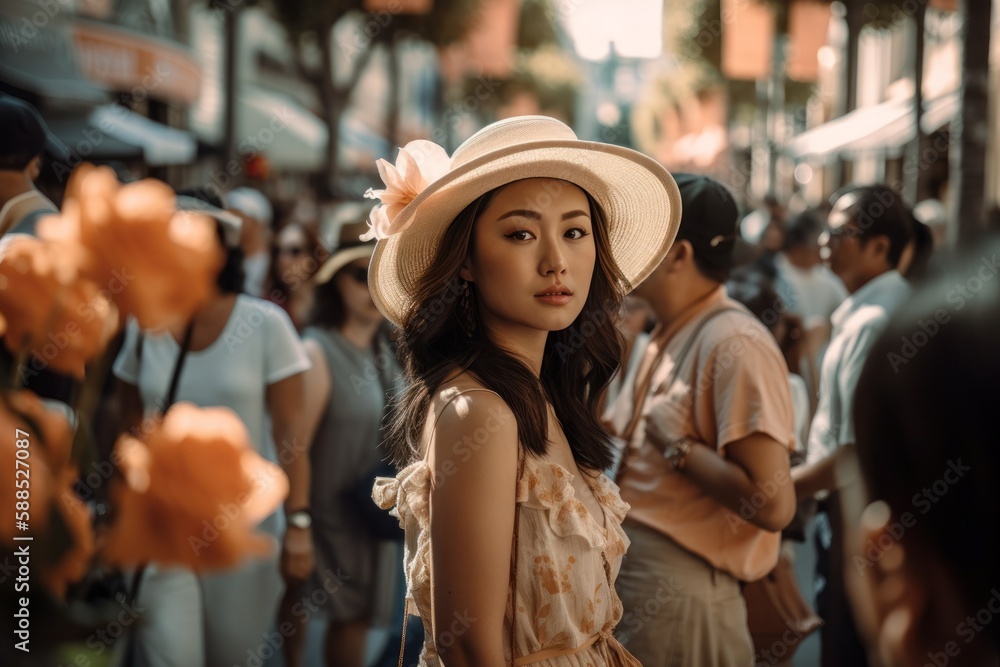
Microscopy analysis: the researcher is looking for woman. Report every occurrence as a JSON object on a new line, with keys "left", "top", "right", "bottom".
{"left": 266, "top": 221, "right": 328, "bottom": 330}
{"left": 847, "top": 238, "right": 1000, "bottom": 667}
{"left": 278, "top": 221, "right": 403, "bottom": 667}
{"left": 113, "top": 197, "right": 315, "bottom": 667}
{"left": 370, "top": 116, "right": 682, "bottom": 666}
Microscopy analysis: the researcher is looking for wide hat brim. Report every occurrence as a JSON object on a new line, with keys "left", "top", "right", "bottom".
{"left": 369, "top": 139, "right": 682, "bottom": 327}
{"left": 314, "top": 245, "right": 374, "bottom": 285}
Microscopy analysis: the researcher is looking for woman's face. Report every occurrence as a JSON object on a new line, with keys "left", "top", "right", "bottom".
{"left": 335, "top": 258, "right": 382, "bottom": 324}
{"left": 461, "top": 178, "right": 595, "bottom": 336}
{"left": 274, "top": 225, "right": 313, "bottom": 288}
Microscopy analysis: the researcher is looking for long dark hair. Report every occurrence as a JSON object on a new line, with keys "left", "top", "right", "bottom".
{"left": 854, "top": 237, "right": 1000, "bottom": 647}
{"left": 385, "top": 183, "right": 628, "bottom": 472}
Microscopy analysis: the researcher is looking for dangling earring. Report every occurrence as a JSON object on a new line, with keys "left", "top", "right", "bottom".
{"left": 460, "top": 280, "right": 476, "bottom": 336}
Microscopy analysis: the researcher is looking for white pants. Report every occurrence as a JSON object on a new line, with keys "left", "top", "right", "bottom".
{"left": 134, "top": 556, "right": 284, "bottom": 667}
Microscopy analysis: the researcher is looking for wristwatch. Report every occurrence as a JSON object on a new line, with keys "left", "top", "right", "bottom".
{"left": 662, "top": 437, "right": 693, "bottom": 472}
{"left": 287, "top": 508, "right": 312, "bottom": 529}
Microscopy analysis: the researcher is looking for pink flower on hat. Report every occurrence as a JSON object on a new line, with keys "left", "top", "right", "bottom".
{"left": 361, "top": 140, "right": 451, "bottom": 241}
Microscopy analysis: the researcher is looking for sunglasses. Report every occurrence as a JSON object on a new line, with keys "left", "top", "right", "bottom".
{"left": 820, "top": 225, "right": 862, "bottom": 247}
{"left": 345, "top": 266, "right": 368, "bottom": 284}
{"left": 275, "top": 245, "right": 306, "bottom": 257}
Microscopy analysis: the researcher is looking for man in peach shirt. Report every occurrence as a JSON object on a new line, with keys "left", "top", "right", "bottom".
{"left": 609, "top": 174, "right": 797, "bottom": 667}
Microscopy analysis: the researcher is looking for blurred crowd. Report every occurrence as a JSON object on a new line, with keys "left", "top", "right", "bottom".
{"left": 2, "top": 90, "right": 998, "bottom": 667}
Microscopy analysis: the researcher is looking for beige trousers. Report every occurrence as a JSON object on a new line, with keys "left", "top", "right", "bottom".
{"left": 614, "top": 521, "right": 754, "bottom": 667}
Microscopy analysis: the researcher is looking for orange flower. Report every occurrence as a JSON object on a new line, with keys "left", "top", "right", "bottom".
{"left": 39, "top": 164, "right": 224, "bottom": 330}
{"left": 0, "top": 237, "right": 117, "bottom": 378}
{"left": 41, "top": 468, "right": 96, "bottom": 599}
{"left": 102, "top": 403, "right": 288, "bottom": 572}
{"left": 0, "top": 392, "right": 73, "bottom": 545}
{"left": 4, "top": 390, "right": 74, "bottom": 471}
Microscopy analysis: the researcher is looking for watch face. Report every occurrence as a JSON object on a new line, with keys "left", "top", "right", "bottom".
{"left": 289, "top": 512, "right": 311, "bottom": 529}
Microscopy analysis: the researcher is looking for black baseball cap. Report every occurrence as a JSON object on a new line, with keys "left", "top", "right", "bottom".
{"left": 0, "top": 95, "right": 70, "bottom": 168}
{"left": 672, "top": 173, "right": 741, "bottom": 271}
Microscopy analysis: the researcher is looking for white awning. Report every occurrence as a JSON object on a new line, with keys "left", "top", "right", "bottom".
{"left": 89, "top": 105, "right": 197, "bottom": 165}
{"left": 236, "top": 88, "right": 329, "bottom": 171}
{"left": 786, "top": 91, "right": 959, "bottom": 164}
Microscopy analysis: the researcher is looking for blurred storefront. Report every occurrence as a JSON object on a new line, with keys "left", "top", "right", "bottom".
{"left": 784, "top": 5, "right": 960, "bottom": 207}
{"left": 186, "top": 5, "right": 331, "bottom": 202}
{"left": 0, "top": 0, "right": 203, "bottom": 181}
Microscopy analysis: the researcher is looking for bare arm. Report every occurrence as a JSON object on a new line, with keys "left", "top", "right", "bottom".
{"left": 299, "top": 339, "right": 331, "bottom": 456}
{"left": 427, "top": 393, "right": 519, "bottom": 667}
{"left": 793, "top": 442, "right": 855, "bottom": 499}
{"left": 268, "top": 372, "right": 310, "bottom": 511}
{"left": 647, "top": 419, "right": 795, "bottom": 532}
{"left": 267, "top": 371, "right": 314, "bottom": 584}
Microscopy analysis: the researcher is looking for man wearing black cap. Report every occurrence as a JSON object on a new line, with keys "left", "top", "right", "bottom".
{"left": 0, "top": 95, "right": 66, "bottom": 238}
{"left": 607, "top": 174, "right": 797, "bottom": 666}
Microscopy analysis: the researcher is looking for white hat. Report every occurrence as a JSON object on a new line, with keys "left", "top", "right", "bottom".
{"left": 227, "top": 187, "right": 273, "bottom": 226}
{"left": 363, "top": 115, "right": 682, "bottom": 327}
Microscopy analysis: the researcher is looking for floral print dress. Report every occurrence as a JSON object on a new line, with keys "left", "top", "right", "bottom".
{"left": 373, "top": 390, "right": 641, "bottom": 666}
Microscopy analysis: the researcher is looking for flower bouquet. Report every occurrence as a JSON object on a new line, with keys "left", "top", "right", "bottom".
{"left": 0, "top": 165, "right": 288, "bottom": 666}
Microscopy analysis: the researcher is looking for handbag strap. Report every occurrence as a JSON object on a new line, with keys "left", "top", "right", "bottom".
{"left": 133, "top": 320, "right": 195, "bottom": 415}
{"left": 616, "top": 306, "right": 745, "bottom": 483}
{"left": 508, "top": 441, "right": 526, "bottom": 662}
{"left": 163, "top": 321, "right": 195, "bottom": 413}
{"left": 123, "top": 319, "right": 194, "bottom": 667}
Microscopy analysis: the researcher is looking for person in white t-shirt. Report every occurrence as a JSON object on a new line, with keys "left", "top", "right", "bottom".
{"left": 774, "top": 209, "right": 848, "bottom": 407}
{"left": 113, "top": 203, "right": 313, "bottom": 667}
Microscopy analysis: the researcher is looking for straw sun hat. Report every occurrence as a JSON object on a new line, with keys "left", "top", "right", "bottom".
{"left": 362, "top": 115, "right": 682, "bottom": 327}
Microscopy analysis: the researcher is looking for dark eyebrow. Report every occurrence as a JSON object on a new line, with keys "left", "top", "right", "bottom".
{"left": 495, "top": 209, "right": 541, "bottom": 221}
{"left": 494, "top": 209, "right": 592, "bottom": 222}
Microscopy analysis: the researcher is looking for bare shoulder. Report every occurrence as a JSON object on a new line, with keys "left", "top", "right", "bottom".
{"left": 428, "top": 373, "right": 518, "bottom": 476}
{"left": 433, "top": 377, "right": 516, "bottom": 439}
{"left": 431, "top": 372, "right": 510, "bottom": 421}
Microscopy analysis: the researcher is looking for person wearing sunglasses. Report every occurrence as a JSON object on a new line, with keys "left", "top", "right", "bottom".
{"left": 266, "top": 221, "right": 329, "bottom": 331}
{"left": 277, "top": 220, "right": 403, "bottom": 667}
{"left": 793, "top": 184, "right": 915, "bottom": 667}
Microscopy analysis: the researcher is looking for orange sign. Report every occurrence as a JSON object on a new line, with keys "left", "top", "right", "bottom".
{"left": 721, "top": 0, "right": 775, "bottom": 81}
{"left": 72, "top": 21, "right": 202, "bottom": 105}
{"left": 787, "top": 1, "right": 831, "bottom": 82}
{"left": 363, "top": 0, "right": 433, "bottom": 13}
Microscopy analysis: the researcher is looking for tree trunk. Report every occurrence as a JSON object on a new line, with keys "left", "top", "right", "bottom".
{"left": 318, "top": 19, "right": 378, "bottom": 198}
{"left": 948, "top": 0, "right": 992, "bottom": 245}
{"left": 319, "top": 23, "right": 340, "bottom": 199}
{"left": 386, "top": 33, "right": 401, "bottom": 153}
{"left": 903, "top": 5, "right": 926, "bottom": 204}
